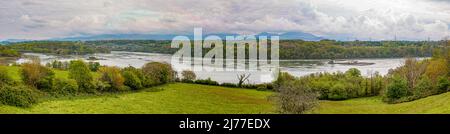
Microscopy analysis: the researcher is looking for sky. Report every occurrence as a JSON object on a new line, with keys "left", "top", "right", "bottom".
{"left": 0, "top": 0, "right": 449, "bottom": 41}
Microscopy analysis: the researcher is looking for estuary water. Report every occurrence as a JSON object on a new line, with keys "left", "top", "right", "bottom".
{"left": 16, "top": 51, "right": 424, "bottom": 84}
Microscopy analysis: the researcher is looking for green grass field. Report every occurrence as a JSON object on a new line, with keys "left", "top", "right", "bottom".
{"left": 0, "top": 83, "right": 275, "bottom": 114}
{"left": 1, "top": 65, "right": 449, "bottom": 114}
{"left": 313, "top": 92, "right": 450, "bottom": 114}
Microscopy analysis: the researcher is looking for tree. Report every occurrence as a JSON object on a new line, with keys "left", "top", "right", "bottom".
{"left": 384, "top": 76, "right": 408, "bottom": 101}
{"left": 122, "top": 70, "right": 142, "bottom": 90}
{"left": 273, "top": 80, "right": 318, "bottom": 114}
{"left": 425, "top": 59, "right": 448, "bottom": 82}
{"left": 437, "top": 76, "right": 449, "bottom": 93}
{"left": 237, "top": 73, "right": 251, "bottom": 87}
{"left": 69, "top": 60, "right": 94, "bottom": 92}
{"left": 181, "top": 70, "right": 196, "bottom": 81}
{"left": 21, "top": 60, "right": 55, "bottom": 89}
{"left": 98, "top": 66, "right": 126, "bottom": 91}
{"left": 141, "top": 62, "right": 175, "bottom": 87}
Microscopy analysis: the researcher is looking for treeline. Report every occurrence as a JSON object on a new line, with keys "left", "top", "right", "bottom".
{"left": 7, "top": 41, "right": 110, "bottom": 55}
{"left": 0, "top": 46, "right": 20, "bottom": 57}
{"left": 85, "top": 40, "right": 441, "bottom": 59}
{"left": 273, "top": 44, "right": 450, "bottom": 113}
{"left": 6, "top": 40, "right": 443, "bottom": 59}
{"left": 279, "top": 40, "right": 439, "bottom": 59}
{"left": 383, "top": 46, "right": 450, "bottom": 103}
{"left": 84, "top": 40, "right": 176, "bottom": 54}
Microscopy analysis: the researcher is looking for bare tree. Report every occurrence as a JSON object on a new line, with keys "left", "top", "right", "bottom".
{"left": 273, "top": 80, "right": 318, "bottom": 114}
{"left": 237, "top": 73, "right": 251, "bottom": 87}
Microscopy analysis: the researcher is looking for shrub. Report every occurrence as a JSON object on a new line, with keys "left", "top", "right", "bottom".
{"left": 345, "top": 68, "right": 361, "bottom": 77}
{"left": 256, "top": 83, "right": 274, "bottom": 91}
{"left": 88, "top": 62, "right": 101, "bottom": 72}
{"left": 0, "top": 85, "right": 39, "bottom": 107}
{"left": 273, "top": 80, "right": 318, "bottom": 114}
{"left": 413, "top": 76, "right": 433, "bottom": 98}
{"left": 383, "top": 76, "right": 408, "bottom": 102}
{"left": 220, "top": 83, "right": 237, "bottom": 88}
{"left": 425, "top": 59, "right": 448, "bottom": 82}
{"left": 194, "top": 78, "right": 219, "bottom": 85}
{"left": 50, "top": 78, "right": 79, "bottom": 96}
{"left": 92, "top": 80, "right": 111, "bottom": 92}
{"left": 181, "top": 70, "right": 196, "bottom": 81}
{"left": 437, "top": 76, "right": 449, "bottom": 93}
{"left": 21, "top": 61, "right": 55, "bottom": 90}
{"left": 328, "top": 83, "right": 348, "bottom": 100}
{"left": 122, "top": 70, "right": 143, "bottom": 90}
{"left": 98, "top": 66, "right": 126, "bottom": 92}
{"left": 273, "top": 72, "right": 296, "bottom": 89}
{"left": 69, "top": 60, "right": 95, "bottom": 93}
{"left": 142, "top": 62, "right": 175, "bottom": 87}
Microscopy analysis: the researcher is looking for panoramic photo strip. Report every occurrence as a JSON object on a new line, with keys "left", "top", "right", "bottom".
{"left": 0, "top": 0, "right": 449, "bottom": 133}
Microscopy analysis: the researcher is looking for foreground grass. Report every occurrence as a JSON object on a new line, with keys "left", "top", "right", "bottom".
{"left": 2, "top": 65, "right": 450, "bottom": 114}
{"left": 0, "top": 83, "right": 275, "bottom": 114}
{"left": 313, "top": 92, "right": 450, "bottom": 114}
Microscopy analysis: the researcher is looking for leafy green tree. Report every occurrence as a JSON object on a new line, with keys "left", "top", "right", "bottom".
{"left": 413, "top": 76, "right": 433, "bottom": 97}
{"left": 122, "top": 70, "right": 143, "bottom": 90}
{"left": 69, "top": 60, "right": 94, "bottom": 93}
{"left": 384, "top": 76, "right": 408, "bottom": 101}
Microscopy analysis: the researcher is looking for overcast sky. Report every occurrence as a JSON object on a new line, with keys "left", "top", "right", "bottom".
{"left": 0, "top": 0, "right": 449, "bottom": 40}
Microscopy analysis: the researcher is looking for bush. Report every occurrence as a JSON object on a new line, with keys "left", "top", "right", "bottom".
{"left": 122, "top": 70, "right": 143, "bottom": 90}
{"left": 98, "top": 66, "right": 126, "bottom": 92}
{"left": 437, "top": 76, "right": 449, "bottom": 93}
{"left": 50, "top": 78, "right": 79, "bottom": 96}
{"left": 328, "top": 83, "right": 348, "bottom": 100}
{"left": 194, "top": 78, "right": 219, "bottom": 85}
{"left": 273, "top": 72, "right": 296, "bottom": 89}
{"left": 92, "top": 80, "right": 111, "bottom": 92}
{"left": 0, "top": 85, "right": 39, "bottom": 107}
{"left": 413, "top": 76, "right": 433, "bottom": 98}
{"left": 69, "top": 60, "right": 95, "bottom": 93}
{"left": 88, "top": 62, "right": 101, "bottom": 72}
{"left": 273, "top": 80, "right": 318, "bottom": 114}
{"left": 181, "top": 70, "right": 196, "bottom": 81}
{"left": 21, "top": 61, "right": 55, "bottom": 90}
{"left": 142, "top": 62, "right": 175, "bottom": 87}
{"left": 345, "top": 68, "right": 361, "bottom": 77}
{"left": 181, "top": 79, "right": 195, "bottom": 83}
{"left": 220, "top": 83, "right": 237, "bottom": 88}
{"left": 383, "top": 76, "right": 408, "bottom": 102}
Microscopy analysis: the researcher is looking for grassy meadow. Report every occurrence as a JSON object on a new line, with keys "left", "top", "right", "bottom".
{"left": 0, "top": 66, "right": 449, "bottom": 114}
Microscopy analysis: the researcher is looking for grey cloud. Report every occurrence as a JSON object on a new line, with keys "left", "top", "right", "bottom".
{"left": 0, "top": 0, "right": 449, "bottom": 40}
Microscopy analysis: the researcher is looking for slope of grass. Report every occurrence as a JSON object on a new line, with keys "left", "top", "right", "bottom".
{"left": 313, "top": 92, "right": 450, "bottom": 114}
{"left": 0, "top": 83, "right": 275, "bottom": 114}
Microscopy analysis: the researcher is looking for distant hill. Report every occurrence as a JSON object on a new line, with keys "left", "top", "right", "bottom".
{"left": 2, "top": 31, "right": 324, "bottom": 42}
{"left": 49, "top": 31, "right": 323, "bottom": 41}
{"left": 257, "top": 31, "right": 324, "bottom": 41}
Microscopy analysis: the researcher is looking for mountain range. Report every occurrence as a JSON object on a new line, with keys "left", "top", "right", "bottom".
{"left": 1, "top": 31, "right": 324, "bottom": 43}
